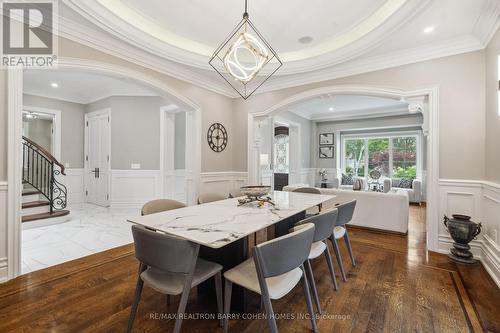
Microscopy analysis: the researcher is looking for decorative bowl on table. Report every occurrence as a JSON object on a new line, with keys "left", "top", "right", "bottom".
{"left": 240, "top": 185, "right": 271, "bottom": 198}
{"left": 238, "top": 186, "right": 274, "bottom": 207}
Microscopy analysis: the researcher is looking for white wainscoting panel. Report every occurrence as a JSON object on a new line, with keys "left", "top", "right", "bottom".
{"left": 57, "top": 168, "right": 84, "bottom": 205}
{"left": 438, "top": 179, "right": 500, "bottom": 287}
{"left": 110, "top": 170, "right": 161, "bottom": 208}
{"left": 199, "top": 172, "right": 248, "bottom": 196}
{"left": 482, "top": 182, "right": 500, "bottom": 287}
{"left": 300, "top": 168, "right": 316, "bottom": 186}
{"left": 173, "top": 169, "right": 187, "bottom": 203}
{"left": 0, "top": 182, "right": 8, "bottom": 282}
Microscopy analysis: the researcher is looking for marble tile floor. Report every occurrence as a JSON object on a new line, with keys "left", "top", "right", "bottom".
{"left": 21, "top": 203, "right": 139, "bottom": 274}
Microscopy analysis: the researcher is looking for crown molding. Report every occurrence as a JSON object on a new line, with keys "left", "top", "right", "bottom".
{"left": 289, "top": 105, "right": 410, "bottom": 121}
{"left": 22, "top": 90, "right": 158, "bottom": 105}
{"left": 56, "top": 7, "right": 236, "bottom": 98}
{"left": 63, "top": 0, "right": 430, "bottom": 76}
{"left": 472, "top": 0, "right": 500, "bottom": 47}
{"left": 256, "top": 34, "right": 484, "bottom": 95}
{"left": 56, "top": 1, "right": 494, "bottom": 100}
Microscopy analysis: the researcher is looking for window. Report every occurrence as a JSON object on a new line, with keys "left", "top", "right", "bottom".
{"left": 392, "top": 137, "right": 417, "bottom": 179}
{"left": 344, "top": 138, "right": 365, "bottom": 177}
{"left": 274, "top": 134, "right": 289, "bottom": 173}
{"left": 342, "top": 133, "right": 420, "bottom": 183}
{"left": 368, "top": 138, "right": 390, "bottom": 178}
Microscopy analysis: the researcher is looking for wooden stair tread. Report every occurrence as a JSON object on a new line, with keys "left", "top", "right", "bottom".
{"left": 22, "top": 201, "right": 50, "bottom": 209}
{"left": 22, "top": 190, "right": 40, "bottom": 196}
{"left": 22, "top": 210, "right": 70, "bottom": 223}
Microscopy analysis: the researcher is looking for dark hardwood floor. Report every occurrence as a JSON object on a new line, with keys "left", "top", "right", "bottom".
{"left": 0, "top": 205, "right": 499, "bottom": 332}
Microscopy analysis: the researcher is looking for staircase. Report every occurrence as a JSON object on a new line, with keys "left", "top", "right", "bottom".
{"left": 22, "top": 136, "right": 69, "bottom": 223}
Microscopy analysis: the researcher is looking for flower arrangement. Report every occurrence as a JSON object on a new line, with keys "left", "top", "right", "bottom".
{"left": 319, "top": 168, "right": 328, "bottom": 181}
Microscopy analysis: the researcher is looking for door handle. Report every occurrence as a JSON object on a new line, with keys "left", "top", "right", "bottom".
{"left": 91, "top": 167, "right": 100, "bottom": 178}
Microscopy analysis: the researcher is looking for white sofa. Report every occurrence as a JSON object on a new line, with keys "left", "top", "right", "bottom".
{"left": 283, "top": 185, "right": 409, "bottom": 234}
{"left": 339, "top": 177, "right": 366, "bottom": 190}
{"left": 383, "top": 178, "right": 422, "bottom": 203}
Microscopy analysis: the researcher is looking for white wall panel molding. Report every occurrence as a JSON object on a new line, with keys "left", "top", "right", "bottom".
{"left": 438, "top": 179, "right": 500, "bottom": 287}
{"left": 56, "top": 168, "right": 84, "bottom": 206}
{"left": 300, "top": 168, "right": 316, "bottom": 186}
{"left": 110, "top": 170, "right": 161, "bottom": 208}
{"left": 0, "top": 257, "right": 7, "bottom": 283}
{"left": 199, "top": 172, "right": 248, "bottom": 196}
{"left": 173, "top": 169, "right": 188, "bottom": 203}
{"left": 0, "top": 183, "right": 7, "bottom": 282}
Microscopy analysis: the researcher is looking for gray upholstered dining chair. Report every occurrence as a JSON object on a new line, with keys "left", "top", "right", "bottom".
{"left": 294, "top": 208, "right": 339, "bottom": 313}
{"left": 228, "top": 188, "right": 243, "bottom": 198}
{"left": 329, "top": 200, "right": 357, "bottom": 282}
{"left": 197, "top": 193, "right": 227, "bottom": 204}
{"left": 223, "top": 223, "right": 317, "bottom": 333}
{"left": 127, "top": 225, "right": 223, "bottom": 333}
{"left": 141, "top": 199, "right": 186, "bottom": 216}
{"left": 292, "top": 187, "right": 322, "bottom": 215}
{"left": 292, "top": 187, "right": 321, "bottom": 194}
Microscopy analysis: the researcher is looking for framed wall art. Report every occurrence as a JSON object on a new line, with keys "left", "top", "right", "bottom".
{"left": 319, "top": 133, "right": 334, "bottom": 145}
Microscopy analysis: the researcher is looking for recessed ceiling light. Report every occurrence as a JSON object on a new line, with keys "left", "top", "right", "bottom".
{"left": 298, "top": 36, "right": 313, "bottom": 44}
{"left": 329, "top": 107, "right": 334, "bottom": 111}
{"left": 423, "top": 26, "right": 435, "bottom": 34}
{"left": 50, "top": 82, "right": 58, "bottom": 88}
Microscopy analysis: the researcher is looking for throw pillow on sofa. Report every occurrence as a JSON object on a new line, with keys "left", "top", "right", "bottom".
{"left": 342, "top": 173, "right": 354, "bottom": 185}
{"left": 398, "top": 178, "right": 413, "bottom": 189}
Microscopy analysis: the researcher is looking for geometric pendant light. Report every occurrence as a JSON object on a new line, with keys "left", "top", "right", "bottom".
{"left": 209, "top": 0, "right": 282, "bottom": 99}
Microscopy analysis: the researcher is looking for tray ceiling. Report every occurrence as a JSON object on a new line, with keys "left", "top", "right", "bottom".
{"left": 60, "top": 0, "right": 500, "bottom": 97}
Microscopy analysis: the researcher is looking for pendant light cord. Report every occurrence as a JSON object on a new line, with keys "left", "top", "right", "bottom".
{"left": 243, "top": 0, "right": 248, "bottom": 18}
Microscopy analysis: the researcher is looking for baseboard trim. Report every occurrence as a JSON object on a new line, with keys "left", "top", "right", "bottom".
{"left": 438, "top": 234, "right": 500, "bottom": 288}
{"left": 0, "top": 257, "right": 7, "bottom": 283}
{"left": 348, "top": 224, "right": 407, "bottom": 236}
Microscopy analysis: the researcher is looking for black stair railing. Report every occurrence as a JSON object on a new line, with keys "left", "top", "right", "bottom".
{"left": 22, "top": 136, "right": 68, "bottom": 213}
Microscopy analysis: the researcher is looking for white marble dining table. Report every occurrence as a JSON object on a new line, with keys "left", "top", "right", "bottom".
{"left": 127, "top": 191, "right": 335, "bottom": 248}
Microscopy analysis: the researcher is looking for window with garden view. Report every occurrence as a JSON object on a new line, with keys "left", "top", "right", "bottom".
{"left": 343, "top": 135, "right": 418, "bottom": 181}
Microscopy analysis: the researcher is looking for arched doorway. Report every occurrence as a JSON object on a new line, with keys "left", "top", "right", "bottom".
{"left": 6, "top": 58, "right": 202, "bottom": 280}
{"left": 247, "top": 85, "right": 439, "bottom": 252}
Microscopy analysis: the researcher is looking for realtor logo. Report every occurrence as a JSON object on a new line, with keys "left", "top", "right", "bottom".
{"left": 1, "top": 0, "right": 58, "bottom": 67}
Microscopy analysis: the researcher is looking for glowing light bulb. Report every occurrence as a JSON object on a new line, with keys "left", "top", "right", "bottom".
{"left": 223, "top": 32, "right": 269, "bottom": 83}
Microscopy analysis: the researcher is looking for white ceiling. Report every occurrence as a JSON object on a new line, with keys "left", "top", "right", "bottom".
{"left": 23, "top": 70, "right": 159, "bottom": 104}
{"left": 58, "top": 0, "right": 500, "bottom": 97}
{"left": 287, "top": 94, "right": 409, "bottom": 120}
{"left": 118, "top": 0, "right": 388, "bottom": 55}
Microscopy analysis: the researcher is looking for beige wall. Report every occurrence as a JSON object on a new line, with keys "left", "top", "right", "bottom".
{"left": 86, "top": 96, "right": 166, "bottom": 170}
{"left": 485, "top": 28, "right": 500, "bottom": 183}
{"left": 23, "top": 118, "right": 53, "bottom": 152}
{"left": 23, "top": 94, "right": 86, "bottom": 168}
{"left": 0, "top": 70, "right": 6, "bottom": 181}
{"left": 232, "top": 51, "right": 486, "bottom": 180}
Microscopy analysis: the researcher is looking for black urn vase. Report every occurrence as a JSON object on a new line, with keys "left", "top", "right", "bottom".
{"left": 443, "top": 214, "right": 481, "bottom": 264}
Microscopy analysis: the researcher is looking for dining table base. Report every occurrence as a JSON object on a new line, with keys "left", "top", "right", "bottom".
{"left": 197, "top": 210, "right": 307, "bottom": 313}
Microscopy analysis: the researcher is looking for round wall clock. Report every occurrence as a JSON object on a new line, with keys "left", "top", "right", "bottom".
{"left": 207, "top": 123, "right": 228, "bottom": 152}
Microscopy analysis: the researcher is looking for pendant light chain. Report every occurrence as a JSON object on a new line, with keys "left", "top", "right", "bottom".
{"left": 243, "top": 0, "right": 249, "bottom": 31}
{"left": 209, "top": 0, "right": 283, "bottom": 99}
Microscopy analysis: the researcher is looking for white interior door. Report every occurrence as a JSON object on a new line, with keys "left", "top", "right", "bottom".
{"left": 257, "top": 116, "right": 273, "bottom": 187}
{"left": 85, "top": 109, "right": 110, "bottom": 207}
